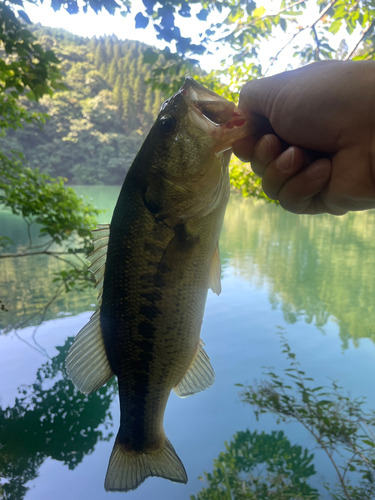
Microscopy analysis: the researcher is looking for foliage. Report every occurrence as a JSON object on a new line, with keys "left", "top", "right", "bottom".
{"left": 3, "top": 0, "right": 375, "bottom": 185}
{"left": 2, "top": 0, "right": 375, "bottom": 326}
{"left": 0, "top": 155, "right": 100, "bottom": 247}
{"left": 0, "top": 153, "right": 102, "bottom": 331}
{"left": 238, "top": 331, "right": 375, "bottom": 499}
{"left": 131, "top": 0, "right": 375, "bottom": 93}
{"left": 191, "top": 429, "right": 318, "bottom": 499}
{"left": 0, "top": 337, "right": 117, "bottom": 499}
{"left": 0, "top": 1, "right": 66, "bottom": 130}
{"left": 0, "top": 28, "right": 168, "bottom": 185}
{"left": 0, "top": 25, "right": 272, "bottom": 195}
{"left": 229, "top": 158, "right": 275, "bottom": 201}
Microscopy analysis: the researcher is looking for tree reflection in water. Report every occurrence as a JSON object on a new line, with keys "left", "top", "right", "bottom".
{"left": 192, "top": 429, "right": 318, "bottom": 500}
{"left": 0, "top": 338, "right": 117, "bottom": 499}
{"left": 220, "top": 196, "right": 375, "bottom": 349}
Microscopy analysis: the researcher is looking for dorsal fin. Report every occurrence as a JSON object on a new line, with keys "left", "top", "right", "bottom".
{"left": 87, "top": 224, "right": 110, "bottom": 303}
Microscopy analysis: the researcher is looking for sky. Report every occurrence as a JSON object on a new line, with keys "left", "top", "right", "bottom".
{"left": 24, "top": 0, "right": 233, "bottom": 72}
{"left": 23, "top": 0, "right": 359, "bottom": 76}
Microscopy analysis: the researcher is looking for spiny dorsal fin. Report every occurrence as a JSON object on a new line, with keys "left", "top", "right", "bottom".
{"left": 104, "top": 433, "right": 187, "bottom": 492}
{"left": 209, "top": 243, "right": 221, "bottom": 296}
{"left": 88, "top": 224, "right": 110, "bottom": 303}
{"left": 174, "top": 339, "right": 215, "bottom": 398}
{"left": 65, "top": 309, "right": 114, "bottom": 394}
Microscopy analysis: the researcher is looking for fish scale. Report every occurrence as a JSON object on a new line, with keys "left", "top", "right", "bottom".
{"left": 65, "top": 77, "right": 251, "bottom": 492}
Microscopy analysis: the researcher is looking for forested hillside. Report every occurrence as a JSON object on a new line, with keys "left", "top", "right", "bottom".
{"left": 0, "top": 26, "right": 168, "bottom": 185}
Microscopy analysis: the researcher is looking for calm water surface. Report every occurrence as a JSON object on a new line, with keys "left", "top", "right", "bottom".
{"left": 1, "top": 187, "right": 375, "bottom": 499}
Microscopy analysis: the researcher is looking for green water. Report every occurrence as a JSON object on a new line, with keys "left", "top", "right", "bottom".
{"left": 2, "top": 188, "right": 375, "bottom": 348}
{"left": 1, "top": 188, "right": 375, "bottom": 499}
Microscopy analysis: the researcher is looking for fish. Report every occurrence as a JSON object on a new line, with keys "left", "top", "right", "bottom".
{"left": 65, "top": 77, "right": 251, "bottom": 492}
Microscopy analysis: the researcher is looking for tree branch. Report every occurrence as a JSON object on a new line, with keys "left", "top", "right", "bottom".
{"left": 345, "top": 20, "right": 375, "bottom": 60}
{"left": 48, "top": 251, "right": 87, "bottom": 272}
{"left": 26, "top": 220, "right": 33, "bottom": 249}
{"left": 263, "top": 0, "right": 338, "bottom": 76}
{"left": 0, "top": 250, "right": 86, "bottom": 258}
{"left": 312, "top": 25, "right": 320, "bottom": 60}
{"left": 263, "top": 31, "right": 300, "bottom": 77}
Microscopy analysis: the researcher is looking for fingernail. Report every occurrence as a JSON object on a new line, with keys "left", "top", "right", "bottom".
{"left": 256, "top": 136, "right": 273, "bottom": 163}
{"left": 276, "top": 147, "right": 295, "bottom": 171}
{"left": 306, "top": 159, "right": 330, "bottom": 180}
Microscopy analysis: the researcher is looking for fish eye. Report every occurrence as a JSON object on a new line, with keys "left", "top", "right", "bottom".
{"left": 159, "top": 116, "right": 177, "bottom": 135}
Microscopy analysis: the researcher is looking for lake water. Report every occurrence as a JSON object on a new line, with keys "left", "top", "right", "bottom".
{"left": 2, "top": 187, "right": 375, "bottom": 499}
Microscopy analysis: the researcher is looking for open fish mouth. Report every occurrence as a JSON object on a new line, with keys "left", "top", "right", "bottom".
{"left": 153, "top": 77, "right": 252, "bottom": 222}
{"left": 179, "top": 77, "right": 251, "bottom": 153}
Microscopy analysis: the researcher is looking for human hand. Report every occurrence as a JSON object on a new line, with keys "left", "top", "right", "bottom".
{"left": 233, "top": 61, "right": 375, "bottom": 215}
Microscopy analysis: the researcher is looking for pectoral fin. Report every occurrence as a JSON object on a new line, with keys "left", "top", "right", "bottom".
{"left": 174, "top": 340, "right": 215, "bottom": 398}
{"left": 157, "top": 225, "right": 199, "bottom": 288}
{"left": 209, "top": 244, "right": 221, "bottom": 295}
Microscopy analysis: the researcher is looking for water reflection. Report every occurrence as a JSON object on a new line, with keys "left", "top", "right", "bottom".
{"left": 221, "top": 197, "right": 375, "bottom": 348}
{"left": 2, "top": 190, "right": 375, "bottom": 347}
{"left": 0, "top": 338, "right": 117, "bottom": 499}
{"left": 191, "top": 429, "right": 318, "bottom": 500}
{"left": 0, "top": 251, "right": 97, "bottom": 332}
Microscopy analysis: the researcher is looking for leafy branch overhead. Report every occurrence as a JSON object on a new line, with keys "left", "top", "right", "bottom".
{"left": 0, "top": 2, "right": 66, "bottom": 128}
{"left": 141, "top": 0, "right": 375, "bottom": 57}
{"left": 129, "top": 0, "right": 375, "bottom": 92}
{"left": 4, "top": 0, "right": 375, "bottom": 106}
{"left": 0, "top": 154, "right": 101, "bottom": 250}
{"left": 0, "top": 153, "right": 102, "bottom": 331}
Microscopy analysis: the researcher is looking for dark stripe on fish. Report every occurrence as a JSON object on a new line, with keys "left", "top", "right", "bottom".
{"left": 140, "top": 304, "right": 161, "bottom": 321}
{"left": 118, "top": 320, "right": 158, "bottom": 451}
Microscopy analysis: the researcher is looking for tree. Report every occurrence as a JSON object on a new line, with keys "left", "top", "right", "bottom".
{"left": 238, "top": 330, "right": 375, "bottom": 500}
{"left": 0, "top": 337, "right": 117, "bottom": 499}
{"left": 2, "top": 0, "right": 375, "bottom": 330}
{"left": 192, "top": 429, "right": 318, "bottom": 499}
{"left": 132, "top": 0, "right": 375, "bottom": 88}
{"left": 0, "top": 1, "right": 64, "bottom": 129}
{"left": 0, "top": 158, "right": 102, "bottom": 332}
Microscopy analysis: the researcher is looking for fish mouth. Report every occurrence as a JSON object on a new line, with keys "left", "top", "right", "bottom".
{"left": 179, "top": 77, "right": 251, "bottom": 152}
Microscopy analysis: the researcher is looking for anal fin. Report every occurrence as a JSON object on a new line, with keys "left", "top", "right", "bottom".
{"left": 65, "top": 309, "right": 114, "bottom": 394}
{"left": 174, "top": 339, "right": 215, "bottom": 398}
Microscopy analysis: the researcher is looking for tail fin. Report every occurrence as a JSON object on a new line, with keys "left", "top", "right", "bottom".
{"left": 104, "top": 433, "right": 188, "bottom": 492}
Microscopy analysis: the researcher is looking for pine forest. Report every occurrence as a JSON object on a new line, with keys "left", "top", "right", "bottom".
{"left": 0, "top": 26, "right": 170, "bottom": 185}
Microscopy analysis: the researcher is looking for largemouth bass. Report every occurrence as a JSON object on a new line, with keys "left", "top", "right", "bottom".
{"left": 66, "top": 78, "right": 250, "bottom": 492}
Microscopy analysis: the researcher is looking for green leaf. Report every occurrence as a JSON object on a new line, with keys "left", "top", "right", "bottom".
{"left": 253, "top": 6, "right": 266, "bottom": 18}
{"left": 362, "top": 439, "right": 375, "bottom": 447}
{"left": 279, "top": 18, "right": 287, "bottom": 32}
{"left": 329, "top": 19, "right": 342, "bottom": 34}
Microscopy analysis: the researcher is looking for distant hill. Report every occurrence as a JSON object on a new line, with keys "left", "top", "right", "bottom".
{"left": 0, "top": 26, "right": 169, "bottom": 185}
